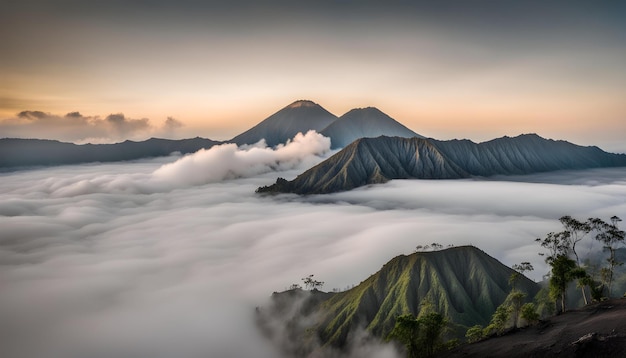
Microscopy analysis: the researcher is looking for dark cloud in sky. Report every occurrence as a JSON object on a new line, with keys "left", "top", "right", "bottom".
{"left": 164, "top": 116, "right": 183, "bottom": 130}
{"left": 105, "top": 113, "right": 150, "bottom": 135}
{"left": 0, "top": 111, "right": 184, "bottom": 143}
{"left": 0, "top": 140, "right": 625, "bottom": 357}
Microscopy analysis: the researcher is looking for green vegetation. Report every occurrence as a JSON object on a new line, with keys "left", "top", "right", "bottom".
{"left": 262, "top": 219, "right": 626, "bottom": 357}
{"left": 387, "top": 308, "right": 447, "bottom": 358}
{"left": 520, "top": 303, "right": 539, "bottom": 324}
{"left": 590, "top": 216, "right": 625, "bottom": 297}
{"left": 536, "top": 215, "right": 625, "bottom": 313}
{"left": 465, "top": 325, "right": 484, "bottom": 343}
{"left": 314, "top": 246, "right": 539, "bottom": 349}
{"left": 483, "top": 303, "right": 511, "bottom": 336}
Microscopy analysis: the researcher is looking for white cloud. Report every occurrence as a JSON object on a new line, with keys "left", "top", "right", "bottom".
{"left": 0, "top": 155, "right": 625, "bottom": 357}
{"left": 152, "top": 130, "right": 331, "bottom": 186}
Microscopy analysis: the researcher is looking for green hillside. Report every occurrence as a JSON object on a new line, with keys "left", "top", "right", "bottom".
{"left": 257, "top": 246, "right": 540, "bottom": 355}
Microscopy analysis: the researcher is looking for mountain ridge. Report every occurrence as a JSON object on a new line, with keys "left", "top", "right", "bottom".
{"left": 0, "top": 137, "right": 220, "bottom": 169}
{"left": 257, "top": 134, "right": 626, "bottom": 194}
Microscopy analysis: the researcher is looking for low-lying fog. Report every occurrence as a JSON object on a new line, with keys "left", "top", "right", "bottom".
{"left": 1, "top": 133, "right": 625, "bottom": 358}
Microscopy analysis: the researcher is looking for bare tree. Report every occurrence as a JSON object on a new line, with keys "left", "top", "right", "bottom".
{"left": 302, "top": 274, "right": 324, "bottom": 291}
{"left": 559, "top": 215, "right": 591, "bottom": 265}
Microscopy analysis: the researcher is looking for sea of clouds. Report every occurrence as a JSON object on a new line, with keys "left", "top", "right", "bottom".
{"left": 1, "top": 132, "right": 625, "bottom": 358}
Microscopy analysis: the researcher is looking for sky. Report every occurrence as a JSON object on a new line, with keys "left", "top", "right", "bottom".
{"left": 1, "top": 136, "right": 626, "bottom": 357}
{"left": 1, "top": 0, "right": 626, "bottom": 150}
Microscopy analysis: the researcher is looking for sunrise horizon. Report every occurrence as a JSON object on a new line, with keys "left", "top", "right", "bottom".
{"left": 2, "top": 1, "right": 626, "bottom": 151}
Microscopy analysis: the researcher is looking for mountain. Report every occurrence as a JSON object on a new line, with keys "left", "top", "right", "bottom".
{"left": 230, "top": 100, "right": 337, "bottom": 147}
{"left": 0, "top": 137, "right": 220, "bottom": 169}
{"left": 320, "top": 107, "right": 422, "bottom": 148}
{"left": 257, "top": 246, "right": 540, "bottom": 356}
{"left": 257, "top": 134, "right": 626, "bottom": 194}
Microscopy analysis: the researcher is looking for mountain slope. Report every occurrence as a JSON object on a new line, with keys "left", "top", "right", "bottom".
{"left": 257, "top": 134, "right": 626, "bottom": 194}
{"left": 430, "top": 134, "right": 626, "bottom": 176}
{"left": 257, "top": 246, "right": 540, "bottom": 356}
{"left": 0, "top": 137, "right": 219, "bottom": 169}
{"left": 320, "top": 107, "right": 422, "bottom": 148}
{"left": 440, "top": 299, "right": 626, "bottom": 358}
{"left": 230, "top": 100, "right": 337, "bottom": 147}
{"left": 316, "top": 246, "right": 539, "bottom": 347}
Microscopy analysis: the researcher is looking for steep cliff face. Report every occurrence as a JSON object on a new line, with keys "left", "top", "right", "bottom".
{"left": 230, "top": 100, "right": 337, "bottom": 147}
{"left": 257, "top": 134, "right": 626, "bottom": 194}
{"left": 320, "top": 107, "right": 422, "bottom": 148}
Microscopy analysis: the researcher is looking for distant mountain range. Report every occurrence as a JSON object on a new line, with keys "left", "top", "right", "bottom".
{"left": 257, "top": 246, "right": 539, "bottom": 356}
{"left": 257, "top": 134, "right": 626, "bottom": 194}
{"left": 229, "top": 100, "right": 422, "bottom": 148}
{"left": 1, "top": 99, "right": 424, "bottom": 169}
{"left": 0, "top": 137, "right": 219, "bottom": 169}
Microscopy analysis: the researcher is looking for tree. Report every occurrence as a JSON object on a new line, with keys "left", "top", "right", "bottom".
{"left": 301, "top": 274, "right": 324, "bottom": 291}
{"left": 288, "top": 283, "right": 301, "bottom": 290}
{"left": 558, "top": 215, "right": 591, "bottom": 265}
{"left": 549, "top": 255, "right": 578, "bottom": 313}
{"left": 508, "top": 290, "right": 526, "bottom": 328}
{"left": 537, "top": 221, "right": 589, "bottom": 310}
{"left": 431, "top": 242, "right": 443, "bottom": 251}
{"left": 388, "top": 314, "right": 421, "bottom": 358}
{"left": 465, "top": 325, "right": 484, "bottom": 343}
{"left": 574, "top": 271, "right": 593, "bottom": 305}
{"left": 484, "top": 304, "right": 511, "bottom": 336}
{"left": 387, "top": 311, "right": 447, "bottom": 358}
{"left": 536, "top": 231, "right": 568, "bottom": 261}
{"left": 520, "top": 303, "right": 539, "bottom": 325}
{"left": 419, "top": 312, "right": 447, "bottom": 357}
{"left": 509, "top": 262, "right": 534, "bottom": 291}
{"left": 590, "top": 216, "right": 625, "bottom": 297}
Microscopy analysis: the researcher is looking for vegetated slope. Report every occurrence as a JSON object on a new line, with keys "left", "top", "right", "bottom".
{"left": 257, "top": 134, "right": 626, "bottom": 194}
{"left": 320, "top": 107, "right": 422, "bottom": 148}
{"left": 0, "top": 137, "right": 219, "bottom": 169}
{"left": 438, "top": 298, "right": 626, "bottom": 358}
{"left": 230, "top": 100, "right": 337, "bottom": 147}
{"left": 316, "top": 246, "right": 539, "bottom": 348}
{"left": 257, "top": 246, "right": 539, "bottom": 356}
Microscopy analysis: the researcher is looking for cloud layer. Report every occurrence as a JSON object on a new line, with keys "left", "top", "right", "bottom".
{"left": 0, "top": 111, "right": 185, "bottom": 144}
{"left": 152, "top": 130, "right": 330, "bottom": 186}
{"left": 0, "top": 150, "right": 625, "bottom": 357}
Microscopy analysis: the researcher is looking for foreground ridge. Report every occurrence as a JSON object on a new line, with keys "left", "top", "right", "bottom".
{"left": 257, "top": 246, "right": 539, "bottom": 356}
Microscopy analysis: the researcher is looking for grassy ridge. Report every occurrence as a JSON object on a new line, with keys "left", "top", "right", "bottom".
{"left": 315, "top": 246, "right": 539, "bottom": 348}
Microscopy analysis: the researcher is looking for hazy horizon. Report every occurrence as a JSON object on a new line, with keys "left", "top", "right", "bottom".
{"left": 2, "top": 100, "right": 626, "bottom": 155}
{"left": 2, "top": 1, "right": 626, "bottom": 151}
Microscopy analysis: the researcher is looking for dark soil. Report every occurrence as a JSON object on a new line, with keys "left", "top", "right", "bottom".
{"left": 439, "top": 298, "right": 626, "bottom": 358}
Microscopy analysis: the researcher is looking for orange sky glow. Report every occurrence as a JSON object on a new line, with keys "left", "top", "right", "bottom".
{"left": 1, "top": 1, "right": 625, "bottom": 151}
